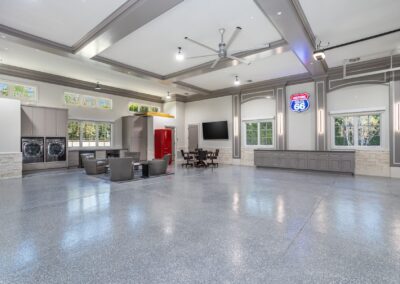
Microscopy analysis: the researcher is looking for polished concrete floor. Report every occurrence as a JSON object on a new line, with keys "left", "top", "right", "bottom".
{"left": 0, "top": 165, "right": 400, "bottom": 283}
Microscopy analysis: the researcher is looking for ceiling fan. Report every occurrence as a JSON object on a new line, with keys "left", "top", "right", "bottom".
{"left": 182, "top": 27, "right": 266, "bottom": 69}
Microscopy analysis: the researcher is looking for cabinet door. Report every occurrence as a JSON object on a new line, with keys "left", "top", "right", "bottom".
{"left": 45, "top": 108, "right": 57, "bottom": 137}
{"left": 32, "top": 107, "right": 46, "bottom": 136}
{"left": 21, "top": 106, "right": 33, "bottom": 137}
{"left": 56, "top": 109, "right": 68, "bottom": 137}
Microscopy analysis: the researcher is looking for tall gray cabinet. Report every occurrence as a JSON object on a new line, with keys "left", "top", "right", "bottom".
{"left": 122, "top": 116, "right": 148, "bottom": 160}
{"left": 21, "top": 105, "right": 68, "bottom": 171}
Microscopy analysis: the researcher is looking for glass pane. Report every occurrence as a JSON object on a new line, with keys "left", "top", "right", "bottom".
{"left": 82, "top": 122, "right": 97, "bottom": 146}
{"left": 67, "top": 121, "right": 80, "bottom": 147}
{"left": 246, "top": 123, "right": 258, "bottom": 145}
{"left": 334, "top": 117, "right": 354, "bottom": 146}
{"left": 358, "top": 114, "right": 381, "bottom": 146}
{"left": 97, "top": 98, "right": 113, "bottom": 110}
{"left": 0, "top": 83, "right": 9, "bottom": 96}
{"left": 98, "top": 123, "right": 111, "bottom": 145}
{"left": 129, "top": 103, "right": 139, "bottom": 112}
{"left": 81, "top": 95, "right": 97, "bottom": 108}
{"left": 260, "top": 122, "right": 273, "bottom": 145}
{"left": 64, "top": 92, "right": 80, "bottom": 106}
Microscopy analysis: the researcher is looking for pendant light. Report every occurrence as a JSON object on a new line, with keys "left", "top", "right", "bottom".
{"left": 176, "top": 47, "right": 184, "bottom": 61}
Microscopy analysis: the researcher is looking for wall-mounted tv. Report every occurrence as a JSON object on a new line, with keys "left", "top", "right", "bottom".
{"left": 202, "top": 121, "right": 229, "bottom": 140}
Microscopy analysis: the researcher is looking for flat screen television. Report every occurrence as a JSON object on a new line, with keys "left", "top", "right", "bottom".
{"left": 202, "top": 121, "right": 229, "bottom": 140}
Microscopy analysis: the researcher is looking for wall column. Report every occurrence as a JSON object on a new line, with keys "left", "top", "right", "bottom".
{"left": 232, "top": 94, "right": 241, "bottom": 159}
{"left": 315, "top": 77, "right": 328, "bottom": 150}
{"left": 275, "top": 86, "right": 286, "bottom": 150}
{"left": 390, "top": 71, "right": 400, "bottom": 167}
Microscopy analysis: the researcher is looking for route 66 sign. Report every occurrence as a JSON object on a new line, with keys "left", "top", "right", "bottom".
{"left": 290, "top": 93, "right": 310, "bottom": 113}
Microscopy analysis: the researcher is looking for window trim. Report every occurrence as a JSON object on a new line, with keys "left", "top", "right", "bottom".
{"left": 242, "top": 118, "right": 275, "bottom": 148}
{"left": 68, "top": 119, "right": 113, "bottom": 149}
{"left": 330, "top": 112, "right": 383, "bottom": 150}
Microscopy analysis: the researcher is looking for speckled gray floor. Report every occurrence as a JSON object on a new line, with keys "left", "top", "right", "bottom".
{"left": 1, "top": 165, "right": 400, "bottom": 283}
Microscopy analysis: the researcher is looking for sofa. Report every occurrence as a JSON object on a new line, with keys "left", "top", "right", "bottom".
{"left": 81, "top": 154, "right": 108, "bottom": 175}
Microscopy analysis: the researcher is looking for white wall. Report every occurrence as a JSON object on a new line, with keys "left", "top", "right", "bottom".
{"left": 0, "top": 74, "right": 162, "bottom": 148}
{"left": 286, "top": 82, "right": 316, "bottom": 150}
{"left": 0, "top": 98, "right": 21, "bottom": 153}
{"left": 185, "top": 96, "right": 232, "bottom": 149}
{"left": 327, "top": 84, "right": 390, "bottom": 150}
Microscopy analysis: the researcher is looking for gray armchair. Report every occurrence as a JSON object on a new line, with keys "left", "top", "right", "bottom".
{"left": 148, "top": 154, "right": 171, "bottom": 176}
{"left": 82, "top": 155, "right": 108, "bottom": 175}
{"left": 109, "top": 157, "right": 134, "bottom": 182}
{"left": 124, "top": 152, "right": 140, "bottom": 162}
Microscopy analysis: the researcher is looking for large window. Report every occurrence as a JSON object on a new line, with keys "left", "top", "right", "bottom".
{"left": 333, "top": 113, "right": 381, "bottom": 148}
{"left": 244, "top": 120, "right": 274, "bottom": 147}
{"left": 68, "top": 120, "right": 112, "bottom": 148}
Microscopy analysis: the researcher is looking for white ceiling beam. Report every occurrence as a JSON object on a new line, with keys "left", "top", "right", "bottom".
{"left": 254, "top": 0, "right": 326, "bottom": 76}
{"left": 76, "top": 0, "right": 184, "bottom": 58}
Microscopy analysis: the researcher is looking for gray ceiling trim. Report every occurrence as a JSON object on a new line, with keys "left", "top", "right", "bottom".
{"left": 0, "top": 24, "right": 73, "bottom": 53}
{"left": 163, "top": 39, "right": 289, "bottom": 82}
{"left": 254, "top": 0, "right": 326, "bottom": 76}
{"left": 75, "top": 0, "right": 184, "bottom": 58}
{"left": 0, "top": 64, "right": 163, "bottom": 103}
{"left": 172, "top": 81, "right": 210, "bottom": 95}
{"left": 92, "top": 56, "right": 164, "bottom": 80}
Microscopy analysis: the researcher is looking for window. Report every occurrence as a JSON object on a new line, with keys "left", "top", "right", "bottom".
{"left": 0, "top": 81, "right": 37, "bottom": 102}
{"left": 68, "top": 120, "right": 112, "bottom": 148}
{"left": 244, "top": 120, "right": 274, "bottom": 147}
{"left": 333, "top": 113, "right": 381, "bottom": 148}
{"left": 98, "top": 123, "right": 112, "bottom": 147}
{"left": 63, "top": 92, "right": 113, "bottom": 110}
{"left": 67, "top": 121, "right": 80, "bottom": 147}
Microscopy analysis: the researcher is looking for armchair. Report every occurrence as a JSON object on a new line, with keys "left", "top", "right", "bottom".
{"left": 109, "top": 157, "right": 134, "bottom": 181}
{"left": 82, "top": 154, "right": 108, "bottom": 175}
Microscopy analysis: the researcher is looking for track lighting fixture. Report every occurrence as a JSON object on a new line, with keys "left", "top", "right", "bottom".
{"left": 176, "top": 47, "right": 184, "bottom": 61}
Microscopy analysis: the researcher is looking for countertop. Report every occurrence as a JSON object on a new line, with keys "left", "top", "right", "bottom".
{"left": 254, "top": 149, "right": 355, "bottom": 153}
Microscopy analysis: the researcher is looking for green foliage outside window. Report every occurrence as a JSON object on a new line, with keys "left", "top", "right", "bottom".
{"left": 82, "top": 122, "right": 97, "bottom": 141}
{"left": 246, "top": 123, "right": 258, "bottom": 145}
{"left": 260, "top": 121, "right": 273, "bottom": 145}
{"left": 98, "top": 123, "right": 111, "bottom": 142}
{"left": 68, "top": 121, "right": 80, "bottom": 141}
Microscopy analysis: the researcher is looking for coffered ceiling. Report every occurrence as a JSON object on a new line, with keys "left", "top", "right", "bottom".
{"left": 0, "top": 0, "right": 399, "bottom": 99}
{"left": 0, "top": 0, "right": 129, "bottom": 46}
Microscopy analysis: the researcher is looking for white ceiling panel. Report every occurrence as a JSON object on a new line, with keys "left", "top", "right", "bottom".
{"left": 100, "top": 0, "right": 282, "bottom": 76}
{"left": 182, "top": 51, "right": 307, "bottom": 91}
{"left": 0, "top": 39, "right": 189, "bottom": 97}
{"left": 299, "top": 0, "right": 400, "bottom": 46}
{"left": 0, "top": 0, "right": 128, "bottom": 46}
{"left": 325, "top": 33, "right": 400, "bottom": 68}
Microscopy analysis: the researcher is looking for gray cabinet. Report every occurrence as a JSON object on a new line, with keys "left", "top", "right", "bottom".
{"left": 68, "top": 151, "right": 79, "bottom": 167}
{"left": 122, "top": 116, "right": 148, "bottom": 160}
{"left": 254, "top": 150, "right": 355, "bottom": 174}
{"left": 32, "top": 107, "right": 46, "bottom": 136}
{"left": 45, "top": 108, "right": 57, "bottom": 137}
{"left": 56, "top": 109, "right": 68, "bottom": 137}
{"left": 21, "top": 106, "right": 33, "bottom": 136}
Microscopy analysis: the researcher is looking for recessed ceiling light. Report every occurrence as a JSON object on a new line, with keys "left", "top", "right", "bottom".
{"left": 265, "top": 95, "right": 272, "bottom": 99}
{"left": 277, "top": 11, "right": 282, "bottom": 16}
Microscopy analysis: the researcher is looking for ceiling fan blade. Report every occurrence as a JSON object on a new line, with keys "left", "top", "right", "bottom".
{"left": 184, "top": 37, "right": 218, "bottom": 53}
{"left": 185, "top": 54, "right": 217, "bottom": 59}
{"left": 227, "top": 55, "right": 251, "bottom": 65}
{"left": 210, "top": 58, "right": 221, "bottom": 69}
{"left": 226, "top": 26, "right": 242, "bottom": 50}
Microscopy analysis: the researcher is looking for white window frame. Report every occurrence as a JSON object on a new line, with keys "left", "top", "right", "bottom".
{"left": 330, "top": 111, "right": 383, "bottom": 150}
{"left": 242, "top": 118, "right": 275, "bottom": 148}
{"left": 68, "top": 120, "right": 113, "bottom": 148}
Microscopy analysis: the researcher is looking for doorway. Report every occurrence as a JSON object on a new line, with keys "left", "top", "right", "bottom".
{"left": 188, "top": 124, "right": 199, "bottom": 152}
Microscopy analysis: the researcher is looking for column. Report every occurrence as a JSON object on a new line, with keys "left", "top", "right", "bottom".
{"left": 315, "top": 77, "right": 328, "bottom": 150}
{"left": 232, "top": 94, "right": 241, "bottom": 159}
{"left": 275, "top": 87, "right": 286, "bottom": 150}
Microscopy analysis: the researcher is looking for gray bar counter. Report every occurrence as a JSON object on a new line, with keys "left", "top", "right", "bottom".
{"left": 254, "top": 149, "right": 355, "bottom": 174}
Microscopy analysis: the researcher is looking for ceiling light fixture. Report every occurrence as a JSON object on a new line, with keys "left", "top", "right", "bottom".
{"left": 277, "top": 11, "right": 282, "bottom": 16}
{"left": 94, "top": 82, "right": 101, "bottom": 91}
{"left": 176, "top": 47, "right": 184, "bottom": 61}
{"left": 234, "top": 76, "right": 241, "bottom": 86}
{"left": 166, "top": 92, "right": 171, "bottom": 100}
{"left": 313, "top": 50, "right": 326, "bottom": 61}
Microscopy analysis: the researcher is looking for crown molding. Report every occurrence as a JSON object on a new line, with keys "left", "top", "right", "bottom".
{"left": 0, "top": 64, "right": 163, "bottom": 103}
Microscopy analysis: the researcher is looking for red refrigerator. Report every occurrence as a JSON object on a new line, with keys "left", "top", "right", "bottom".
{"left": 154, "top": 129, "right": 172, "bottom": 164}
